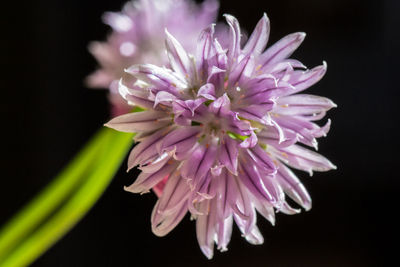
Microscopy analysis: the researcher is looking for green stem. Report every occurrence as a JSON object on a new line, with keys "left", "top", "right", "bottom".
{"left": 0, "top": 128, "right": 110, "bottom": 259}
{"left": 0, "top": 128, "right": 133, "bottom": 267}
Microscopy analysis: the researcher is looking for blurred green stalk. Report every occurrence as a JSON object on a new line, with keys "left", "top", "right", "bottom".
{"left": 0, "top": 128, "right": 133, "bottom": 266}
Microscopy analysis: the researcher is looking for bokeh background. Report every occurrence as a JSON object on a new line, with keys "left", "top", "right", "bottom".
{"left": 1, "top": 0, "right": 397, "bottom": 266}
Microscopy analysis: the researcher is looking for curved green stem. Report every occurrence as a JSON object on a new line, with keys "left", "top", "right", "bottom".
{"left": 0, "top": 128, "right": 110, "bottom": 259}
{"left": 0, "top": 129, "right": 133, "bottom": 267}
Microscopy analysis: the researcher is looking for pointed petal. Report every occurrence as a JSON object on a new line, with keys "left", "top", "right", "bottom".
{"left": 139, "top": 149, "right": 175, "bottom": 174}
{"left": 196, "top": 25, "right": 215, "bottom": 78}
{"left": 225, "top": 173, "right": 250, "bottom": 219}
{"left": 154, "top": 91, "right": 177, "bottom": 107}
{"left": 224, "top": 14, "right": 241, "bottom": 64}
{"left": 257, "top": 126, "right": 297, "bottom": 148}
{"left": 285, "top": 62, "right": 327, "bottom": 95}
{"left": 272, "top": 115, "right": 325, "bottom": 149}
{"left": 233, "top": 212, "right": 264, "bottom": 245}
{"left": 216, "top": 216, "right": 233, "bottom": 252}
{"left": 209, "top": 93, "right": 231, "bottom": 116}
{"left": 242, "top": 13, "right": 270, "bottom": 57}
{"left": 259, "top": 32, "right": 306, "bottom": 69}
{"left": 219, "top": 136, "right": 239, "bottom": 175}
{"left": 276, "top": 162, "right": 312, "bottom": 210}
{"left": 278, "top": 201, "right": 301, "bottom": 215}
{"left": 105, "top": 111, "right": 171, "bottom": 133}
{"left": 125, "top": 160, "right": 177, "bottom": 194}
{"left": 151, "top": 199, "right": 188, "bottom": 237}
{"left": 252, "top": 197, "right": 275, "bottom": 226}
{"left": 125, "top": 64, "right": 187, "bottom": 95}
{"left": 239, "top": 161, "right": 278, "bottom": 204}
{"left": 273, "top": 144, "right": 337, "bottom": 175}
{"left": 275, "top": 94, "right": 336, "bottom": 117}
{"left": 228, "top": 54, "right": 255, "bottom": 88}
{"left": 247, "top": 145, "right": 276, "bottom": 174}
{"left": 239, "top": 131, "right": 258, "bottom": 148}
{"left": 127, "top": 128, "right": 171, "bottom": 169}
{"left": 181, "top": 143, "right": 218, "bottom": 186}
{"left": 197, "top": 83, "right": 216, "bottom": 100}
{"left": 243, "top": 225, "right": 264, "bottom": 245}
{"left": 196, "top": 200, "right": 217, "bottom": 259}
{"left": 165, "top": 29, "right": 193, "bottom": 79}
{"left": 157, "top": 171, "right": 190, "bottom": 215}
{"left": 158, "top": 126, "right": 201, "bottom": 160}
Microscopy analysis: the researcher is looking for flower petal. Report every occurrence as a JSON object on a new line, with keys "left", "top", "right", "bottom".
{"left": 153, "top": 91, "right": 177, "bottom": 107}
{"left": 196, "top": 199, "right": 217, "bottom": 259}
{"left": 242, "top": 13, "right": 270, "bottom": 57}
{"left": 257, "top": 126, "right": 297, "bottom": 148}
{"left": 158, "top": 126, "right": 201, "bottom": 160}
{"left": 272, "top": 144, "right": 337, "bottom": 176}
{"left": 247, "top": 145, "right": 276, "bottom": 174}
{"left": 228, "top": 54, "right": 255, "bottom": 88}
{"left": 157, "top": 170, "right": 191, "bottom": 215}
{"left": 105, "top": 110, "right": 171, "bottom": 133}
{"left": 125, "top": 64, "right": 187, "bottom": 95}
{"left": 181, "top": 142, "right": 218, "bottom": 187}
{"left": 215, "top": 216, "right": 233, "bottom": 252}
{"left": 139, "top": 149, "right": 175, "bottom": 174}
{"left": 125, "top": 159, "right": 178, "bottom": 194}
{"left": 252, "top": 196, "right": 275, "bottom": 226}
{"left": 165, "top": 29, "right": 193, "bottom": 79}
{"left": 275, "top": 94, "right": 336, "bottom": 117}
{"left": 127, "top": 128, "right": 171, "bottom": 170}
{"left": 224, "top": 14, "right": 241, "bottom": 65}
{"left": 196, "top": 25, "right": 215, "bottom": 78}
{"left": 239, "top": 161, "right": 277, "bottom": 204}
{"left": 276, "top": 161, "right": 312, "bottom": 210}
{"left": 219, "top": 136, "right": 239, "bottom": 175}
{"left": 197, "top": 83, "right": 216, "bottom": 100}
{"left": 259, "top": 32, "right": 306, "bottom": 69}
{"left": 284, "top": 62, "right": 327, "bottom": 95}
{"left": 151, "top": 199, "right": 188, "bottom": 237}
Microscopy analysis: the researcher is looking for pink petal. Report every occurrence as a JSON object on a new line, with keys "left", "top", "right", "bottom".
{"left": 196, "top": 199, "right": 217, "bottom": 259}
{"left": 105, "top": 110, "right": 171, "bottom": 133}
{"left": 273, "top": 144, "right": 337, "bottom": 176}
{"left": 284, "top": 62, "right": 327, "bottom": 95}
{"left": 125, "top": 159, "right": 177, "bottom": 194}
{"left": 158, "top": 126, "right": 201, "bottom": 160}
{"left": 224, "top": 14, "right": 241, "bottom": 65}
{"left": 242, "top": 13, "right": 270, "bottom": 57}
{"left": 151, "top": 199, "right": 188, "bottom": 237}
{"left": 276, "top": 161, "right": 312, "bottom": 211}
{"left": 165, "top": 29, "right": 194, "bottom": 79}
{"left": 197, "top": 83, "right": 216, "bottom": 100}
{"left": 219, "top": 136, "right": 239, "bottom": 175}
{"left": 275, "top": 94, "right": 336, "bottom": 117}
{"left": 259, "top": 32, "right": 306, "bottom": 69}
{"left": 157, "top": 171, "right": 190, "bottom": 215}
{"left": 127, "top": 128, "right": 171, "bottom": 170}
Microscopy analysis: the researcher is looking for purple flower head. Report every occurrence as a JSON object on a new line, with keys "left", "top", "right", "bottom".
{"left": 106, "top": 14, "right": 336, "bottom": 259}
{"left": 87, "top": 0, "right": 222, "bottom": 116}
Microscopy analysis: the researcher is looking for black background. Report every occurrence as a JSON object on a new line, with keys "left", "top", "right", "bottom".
{"left": 1, "top": 0, "right": 398, "bottom": 266}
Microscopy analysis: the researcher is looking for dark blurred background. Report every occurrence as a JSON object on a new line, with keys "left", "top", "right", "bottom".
{"left": 1, "top": 0, "right": 398, "bottom": 266}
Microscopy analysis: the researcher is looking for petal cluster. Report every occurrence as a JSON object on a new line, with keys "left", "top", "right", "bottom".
{"left": 87, "top": 0, "right": 221, "bottom": 115}
{"left": 106, "top": 14, "right": 336, "bottom": 259}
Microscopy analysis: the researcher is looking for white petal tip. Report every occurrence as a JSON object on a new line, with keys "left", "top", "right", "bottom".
{"left": 200, "top": 246, "right": 214, "bottom": 259}
{"left": 297, "top": 32, "right": 306, "bottom": 40}
{"left": 123, "top": 185, "right": 133, "bottom": 192}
